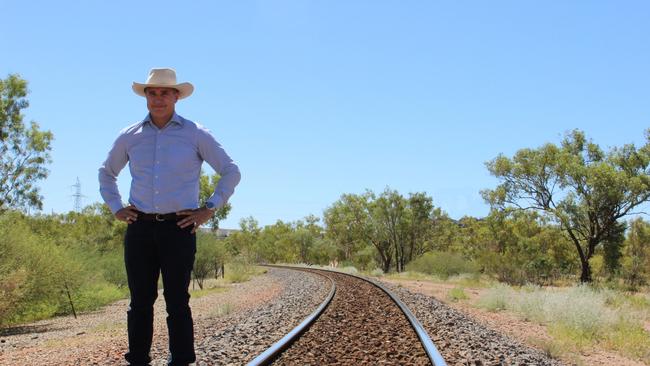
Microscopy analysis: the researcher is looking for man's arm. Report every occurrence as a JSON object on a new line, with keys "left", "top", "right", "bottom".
{"left": 196, "top": 127, "right": 241, "bottom": 210}
{"left": 98, "top": 135, "right": 129, "bottom": 214}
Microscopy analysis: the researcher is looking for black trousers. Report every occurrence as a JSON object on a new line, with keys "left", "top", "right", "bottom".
{"left": 123, "top": 219, "right": 196, "bottom": 366}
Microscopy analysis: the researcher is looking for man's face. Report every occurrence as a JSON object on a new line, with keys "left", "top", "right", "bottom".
{"left": 145, "top": 87, "right": 179, "bottom": 120}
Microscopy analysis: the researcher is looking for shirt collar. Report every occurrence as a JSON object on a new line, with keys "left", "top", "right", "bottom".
{"left": 142, "top": 112, "right": 184, "bottom": 128}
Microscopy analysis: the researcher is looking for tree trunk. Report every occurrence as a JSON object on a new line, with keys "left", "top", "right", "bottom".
{"left": 565, "top": 226, "right": 592, "bottom": 283}
{"left": 579, "top": 257, "right": 592, "bottom": 283}
{"left": 63, "top": 280, "right": 77, "bottom": 319}
{"left": 382, "top": 257, "right": 391, "bottom": 273}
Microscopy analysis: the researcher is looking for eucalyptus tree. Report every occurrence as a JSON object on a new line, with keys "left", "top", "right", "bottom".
{"left": 483, "top": 130, "right": 650, "bottom": 282}
{"left": 0, "top": 74, "right": 53, "bottom": 212}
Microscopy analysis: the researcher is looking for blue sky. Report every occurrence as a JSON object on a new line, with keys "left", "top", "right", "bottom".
{"left": 1, "top": 1, "right": 649, "bottom": 228}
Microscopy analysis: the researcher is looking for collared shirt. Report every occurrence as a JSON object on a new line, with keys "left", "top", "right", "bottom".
{"left": 98, "top": 112, "right": 241, "bottom": 214}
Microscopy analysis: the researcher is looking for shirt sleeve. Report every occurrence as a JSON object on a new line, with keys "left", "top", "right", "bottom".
{"left": 98, "top": 133, "right": 129, "bottom": 214}
{"left": 196, "top": 126, "right": 241, "bottom": 210}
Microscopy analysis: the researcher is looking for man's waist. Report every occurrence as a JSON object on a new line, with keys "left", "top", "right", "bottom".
{"left": 135, "top": 210, "right": 182, "bottom": 222}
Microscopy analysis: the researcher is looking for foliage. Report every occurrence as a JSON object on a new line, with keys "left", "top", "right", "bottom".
{"left": 0, "top": 206, "right": 130, "bottom": 325}
{"left": 483, "top": 129, "right": 650, "bottom": 282}
{"left": 406, "top": 251, "right": 477, "bottom": 280}
{"left": 478, "top": 283, "right": 650, "bottom": 361}
{"left": 476, "top": 210, "right": 576, "bottom": 285}
{"left": 225, "top": 257, "right": 255, "bottom": 283}
{"left": 621, "top": 218, "right": 650, "bottom": 289}
{"left": 447, "top": 286, "right": 469, "bottom": 302}
{"left": 0, "top": 74, "right": 53, "bottom": 212}
{"left": 324, "top": 188, "right": 438, "bottom": 273}
{"left": 0, "top": 212, "right": 85, "bottom": 324}
{"left": 478, "top": 283, "right": 511, "bottom": 311}
{"left": 193, "top": 231, "right": 228, "bottom": 289}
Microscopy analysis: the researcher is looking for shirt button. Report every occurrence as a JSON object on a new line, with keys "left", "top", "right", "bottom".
{"left": 156, "top": 161, "right": 160, "bottom": 164}
{"left": 155, "top": 175, "right": 159, "bottom": 178}
{"left": 155, "top": 191, "right": 159, "bottom": 194}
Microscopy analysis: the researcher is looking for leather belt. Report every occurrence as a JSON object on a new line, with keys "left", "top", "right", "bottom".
{"left": 136, "top": 211, "right": 179, "bottom": 222}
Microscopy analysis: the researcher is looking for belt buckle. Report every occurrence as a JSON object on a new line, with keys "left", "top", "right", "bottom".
{"left": 155, "top": 214, "right": 164, "bottom": 222}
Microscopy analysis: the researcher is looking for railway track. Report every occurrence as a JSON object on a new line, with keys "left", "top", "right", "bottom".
{"left": 247, "top": 266, "right": 446, "bottom": 366}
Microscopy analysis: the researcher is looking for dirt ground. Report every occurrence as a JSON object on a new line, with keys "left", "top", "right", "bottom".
{"left": 381, "top": 278, "right": 647, "bottom": 366}
{"left": 0, "top": 276, "right": 282, "bottom": 365}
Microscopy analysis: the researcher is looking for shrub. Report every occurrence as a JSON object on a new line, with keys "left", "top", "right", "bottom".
{"left": 407, "top": 251, "right": 477, "bottom": 280}
{"left": 447, "top": 287, "right": 468, "bottom": 302}
{"left": 0, "top": 214, "right": 87, "bottom": 324}
{"left": 71, "top": 282, "right": 128, "bottom": 313}
{"left": 478, "top": 283, "right": 650, "bottom": 360}
{"left": 477, "top": 283, "right": 511, "bottom": 311}
{"left": 97, "top": 251, "right": 127, "bottom": 288}
{"left": 225, "top": 258, "right": 254, "bottom": 283}
{"left": 338, "top": 266, "right": 359, "bottom": 274}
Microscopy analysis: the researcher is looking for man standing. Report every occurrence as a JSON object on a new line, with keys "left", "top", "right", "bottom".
{"left": 98, "top": 68, "right": 241, "bottom": 365}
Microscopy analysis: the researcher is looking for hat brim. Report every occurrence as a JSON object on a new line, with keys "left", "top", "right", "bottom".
{"left": 132, "top": 82, "right": 194, "bottom": 99}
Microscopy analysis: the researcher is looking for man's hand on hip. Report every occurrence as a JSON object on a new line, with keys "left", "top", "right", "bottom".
{"left": 176, "top": 207, "right": 214, "bottom": 234}
{"left": 116, "top": 205, "right": 139, "bottom": 224}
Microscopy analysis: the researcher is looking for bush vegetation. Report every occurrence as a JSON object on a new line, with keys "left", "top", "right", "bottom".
{"left": 0, "top": 207, "right": 128, "bottom": 325}
{"left": 406, "top": 251, "right": 478, "bottom": 280}
{"left": 0, "top": 205, "right": 240, "bottom": 326}
{"left": 478, "top": 283, "right": 650, "bottom": 362}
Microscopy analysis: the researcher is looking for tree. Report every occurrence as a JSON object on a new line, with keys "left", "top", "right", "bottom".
{"left": 0, "top": 74, "right": 53, "bottom": 212}
{"left": 601, "top": 221, "right": 626, "bottom": 278}
{"left": 406, "top": 192, "right": 435, "bottom": 260}
{"left": 622, "top": 218, "right": 650, "bottom": 289}
{"left": 374, "top": 189, "right": 407, "bottom": 272}
{"left": 193, "top": 232, "right": 228, "bottom": 289}
{"left": 483, "top": 129, "right": 650, "bottom": 282}
{"left": 198, "top": 170, "right": 233, "bottom": 232}
{"left": 324, "top": 193, "right": 369, "bottom": 261}
{"left": 324, "top": 189, "right": 436, "bottom": 273}
{"left": 324, "top": 191, "right": 392, "bottom": 271}
{"left": 476, "top": 209, "right": 575, "bottom": 285}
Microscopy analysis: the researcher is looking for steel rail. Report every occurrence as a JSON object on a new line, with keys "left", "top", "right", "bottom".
{"left": 342, "top": 270, "right": 448, "bottom": 366}
{"left": 246, "top": 267, "right": 336, "bottom": 366}
{"left": 248, "top": 265, "right": 447, "bottom": 366}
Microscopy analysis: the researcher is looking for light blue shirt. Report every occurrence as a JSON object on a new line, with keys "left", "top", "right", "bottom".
{"left": 98, "top": 112, "right": 241, "bottom": 214}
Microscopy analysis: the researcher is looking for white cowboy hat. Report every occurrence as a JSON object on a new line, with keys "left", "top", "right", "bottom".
{"left": 132, "top": 68, "right": 194, "bottom": 99}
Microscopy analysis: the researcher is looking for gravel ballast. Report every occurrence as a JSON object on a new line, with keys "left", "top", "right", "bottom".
{"left": 380, "top": 280, "right": 565, "bottom": 366}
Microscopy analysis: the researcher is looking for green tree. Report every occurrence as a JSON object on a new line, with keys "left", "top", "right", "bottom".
{"left": 324, "top": 189, "right": 436, "bottom": 273}
{"left": 622, "top": 218, "right": 650, "bottom": 289}
{"left": 193, "top": 232, "right": 228, "bottom": 289}
{"left": 0, "top": 74, "right": 53, "bottom": 212}
{"left": 325, "top": 191, "right": 393, "bottom": 272}
{"left": 324, "top": 193, "right": 372, "bottom": 262}
{"left": 476, "top": 210, "right": 575, "bottom": 285}
{"left": 307, "top": 237, "right": 339, "bottom": 265}
{"left": 483, "top": 129, "right": 650, "bottom": 282}
{"left": 224, "top": 216, "right": 260, "bottom": 259}
{"left": 601, "top": 221, "right": 626, "bottom": 278}
{"left": 426, "top": 209, "right": 461, "bottom": 252}
{"left": 374, "top": 188, "right": 407, "bottom": 272}
{"left": 406, "top": 192, "right": 435, "bottom": 260}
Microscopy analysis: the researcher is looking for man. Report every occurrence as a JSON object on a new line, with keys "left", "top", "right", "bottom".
{"left": 98, "top": 68, "right": 241, "bottom": 365}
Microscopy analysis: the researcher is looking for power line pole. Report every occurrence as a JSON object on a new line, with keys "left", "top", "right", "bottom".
{"left": 71, "top": 177, "right": 85, "bottom": 212}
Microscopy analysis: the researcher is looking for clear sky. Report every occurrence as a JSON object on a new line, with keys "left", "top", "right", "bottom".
{"left": 1, "top": 1, "right": 649, "bottom": 228}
